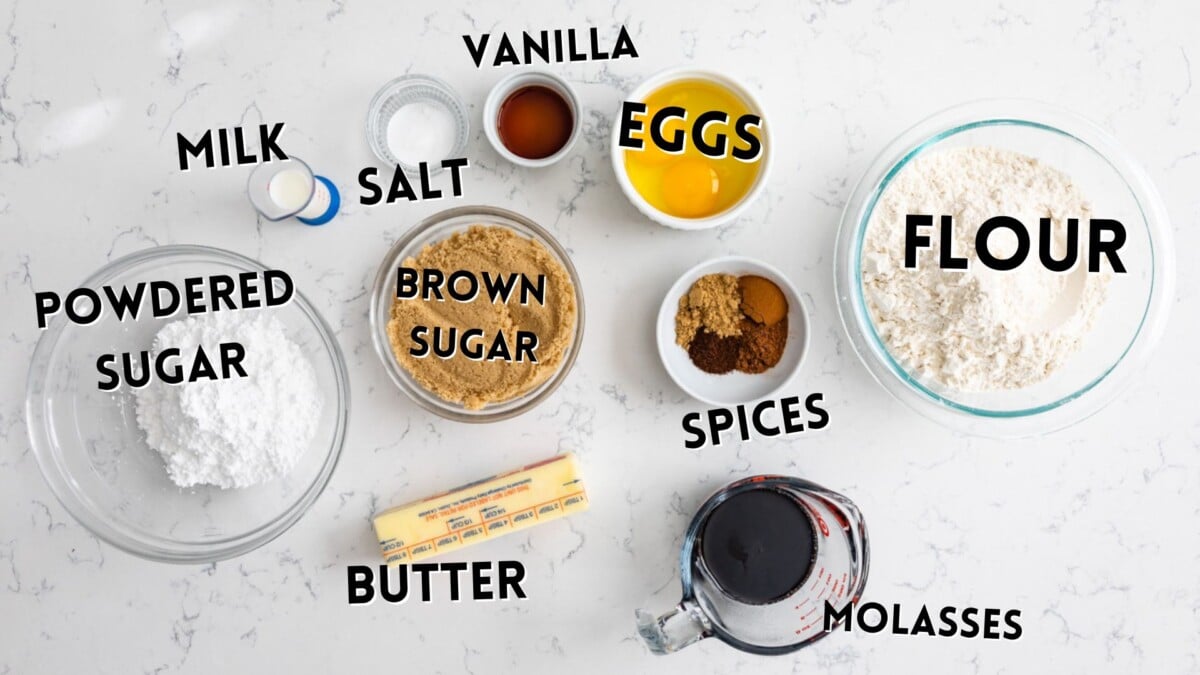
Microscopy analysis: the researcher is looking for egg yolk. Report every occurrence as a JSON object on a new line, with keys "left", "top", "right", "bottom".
{"left": 661, "top": 159, "right": 720, "bottom": 218}
{"left": 622, "top": 79, "right": 764, "bottom": 220}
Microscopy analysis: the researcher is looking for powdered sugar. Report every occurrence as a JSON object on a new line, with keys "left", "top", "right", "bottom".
{"left": 134, "top": 311, "right": 322, "bottom": 489}
{"left": 862, "top": 146, "right": 1108, "bottom": 391}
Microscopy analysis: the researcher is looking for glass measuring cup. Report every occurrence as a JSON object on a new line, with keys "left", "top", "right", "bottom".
{"left": 635, "top": 475, "right": 869, "bottom": 655}
{"left": 246, "top": 156, "right": 340, "bottom": 226}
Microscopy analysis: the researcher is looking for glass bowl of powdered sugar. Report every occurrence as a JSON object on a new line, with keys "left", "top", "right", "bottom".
{"left": 835, "top": 99, "right": 1174, "bottom": 436}
{"left": 26, "top": 246, "right": 350, "bottom": 563}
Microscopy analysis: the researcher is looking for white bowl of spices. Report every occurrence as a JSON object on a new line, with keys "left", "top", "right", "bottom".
{"left": 657, "top": 256, "right": 809, "bottom": 406}
{"left": 483, "top": 70, "right": 581, "bottom": 168}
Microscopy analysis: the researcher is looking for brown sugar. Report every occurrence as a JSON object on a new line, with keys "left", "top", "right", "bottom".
{"left": 675, "top": 273, "right": 743, "bottom": 350}
{"left": 387, "top": 225, "right": 577, "bottom": 410}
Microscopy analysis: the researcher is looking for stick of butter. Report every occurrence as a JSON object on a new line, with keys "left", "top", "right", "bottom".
{"left": 373, "top": 453, "right": 589, "bottom": 565}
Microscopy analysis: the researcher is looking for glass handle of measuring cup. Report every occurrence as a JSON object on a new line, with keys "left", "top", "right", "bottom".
{"left": 635, "top": 601, "right": 710, "bottom": 654}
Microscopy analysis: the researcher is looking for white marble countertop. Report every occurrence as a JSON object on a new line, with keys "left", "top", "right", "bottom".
{"left": 2, "top": 0, "right": 1198, "bottom": 673}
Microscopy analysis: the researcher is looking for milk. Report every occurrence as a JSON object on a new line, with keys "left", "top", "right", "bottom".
{"left": 268, "top": 168, "right": 330, "bottom": 219}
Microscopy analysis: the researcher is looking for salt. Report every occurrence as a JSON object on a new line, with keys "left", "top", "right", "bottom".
{"left": 386, "top": 100, "right": 457, "bottom": 166}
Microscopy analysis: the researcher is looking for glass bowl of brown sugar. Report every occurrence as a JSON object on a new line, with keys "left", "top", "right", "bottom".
{"left": 370, "top": 205, "right": 585, "bottom": 423}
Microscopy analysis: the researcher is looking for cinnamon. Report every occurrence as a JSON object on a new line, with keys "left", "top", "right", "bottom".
{"left": 735, "top": 318, "right": 788, "bottom": 374}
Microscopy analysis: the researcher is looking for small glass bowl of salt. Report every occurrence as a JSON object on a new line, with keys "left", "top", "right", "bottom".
{"left": 366, "top": 74, "right": 470, "bottom": 176}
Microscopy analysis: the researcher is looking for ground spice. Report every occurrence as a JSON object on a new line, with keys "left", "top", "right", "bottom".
{"left": 675, "top": 273, "right": 743, "bottom": 350}
{"left": 675, "top": 271, "right": 791, "bottom": 376}
{"left": 688, "top": 330, "right": 741, "bottom": 374}
{"left": 736, "top": 318, "right": 788, "bottom": 374}
{"left": 739, "top": 275, "right": 787, "bottom": 326}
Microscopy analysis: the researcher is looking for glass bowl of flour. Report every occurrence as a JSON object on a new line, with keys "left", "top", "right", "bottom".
{"left": 26, "top": 246, "right": 350, "bottom": 563}
{"left": 835, "top": 100, "right": 1174, "bottom": 436}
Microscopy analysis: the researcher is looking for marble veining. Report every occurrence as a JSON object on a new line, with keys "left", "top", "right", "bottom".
{"left": 1, "top": 0, "right": 1198, "bottom": 673}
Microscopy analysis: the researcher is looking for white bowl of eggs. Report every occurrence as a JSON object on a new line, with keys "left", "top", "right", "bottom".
{"left": 610, "top": 66, "right": 773, "bottom": 230}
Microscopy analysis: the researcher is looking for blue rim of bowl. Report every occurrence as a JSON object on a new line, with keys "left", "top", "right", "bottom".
{"left": 24, "top": 244, "right": 351, "bottom": 563}
{"left": 852, "top": 118, "right": 1156, "bottom": 419}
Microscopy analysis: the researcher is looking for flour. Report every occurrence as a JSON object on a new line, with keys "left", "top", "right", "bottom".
{"left": 862, "top": 146, "right": 1108, "bottom": 391}
{"left": 134, "top": 311, "right": 322, "bottom": 489}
